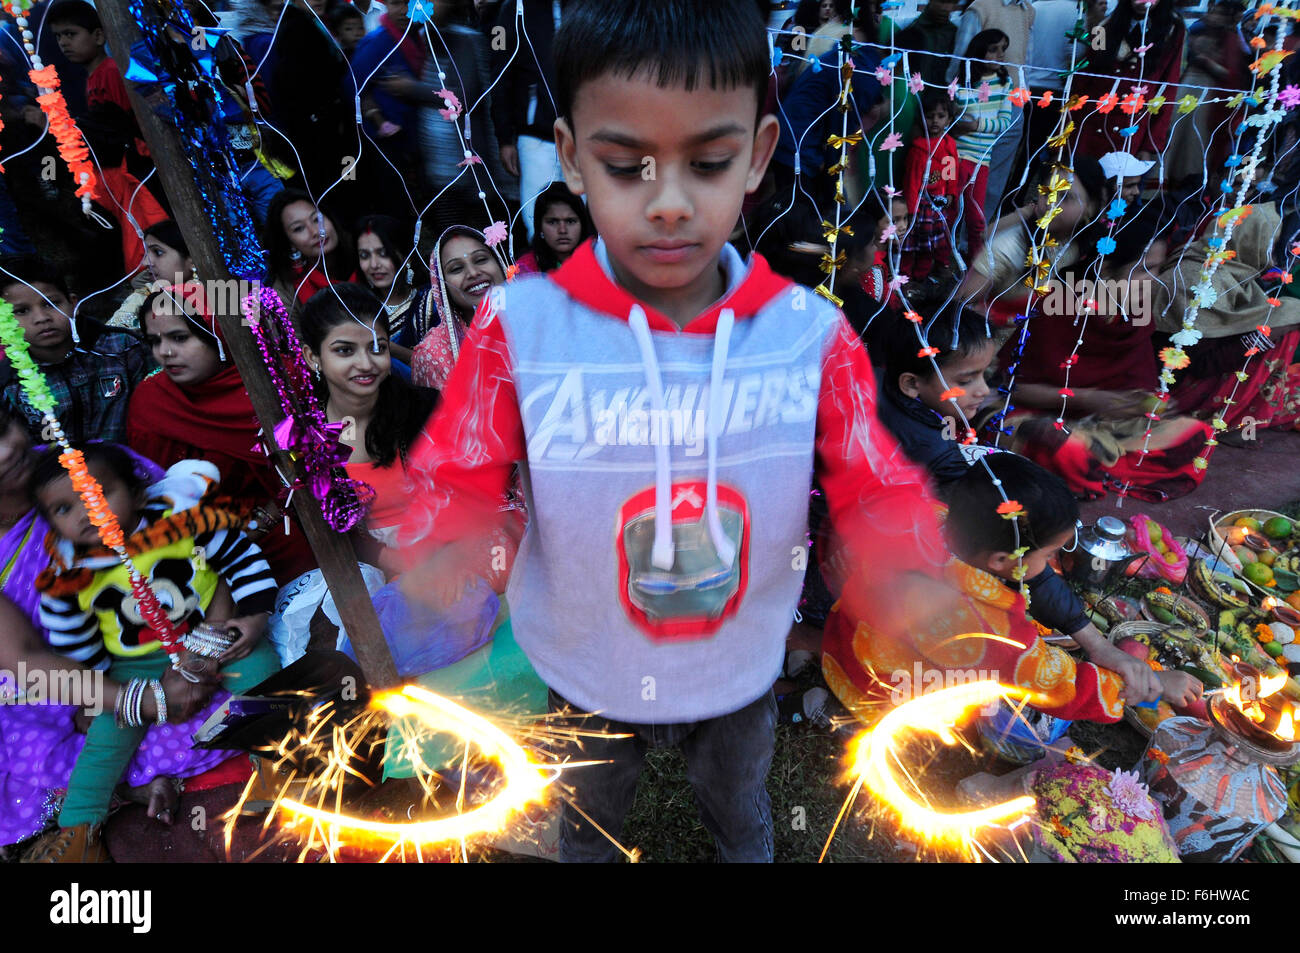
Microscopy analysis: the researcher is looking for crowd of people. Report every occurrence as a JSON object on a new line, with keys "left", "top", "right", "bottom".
{"left": 0, "top": 0, "right": 1297, "bottom": 865}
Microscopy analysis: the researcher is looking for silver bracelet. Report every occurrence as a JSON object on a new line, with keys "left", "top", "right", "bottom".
{"left": 150, "top": 679, "right": 167, "bottom": 726}
{"left": 113, "top": 679, "right": 128, "bottom": 728}
{"left": 128, "top": 678, "right": 144, "bottom": 728}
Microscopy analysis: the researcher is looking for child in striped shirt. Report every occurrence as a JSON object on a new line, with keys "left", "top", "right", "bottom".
{"left": 952, "top": 30, "right": 1014, "bottom": 258}
{"left": 32, "top": 445, "right": 279, "bottom": 855}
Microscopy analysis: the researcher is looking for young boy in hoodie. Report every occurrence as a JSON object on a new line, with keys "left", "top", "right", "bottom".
{"left": 399, "top": 0, "right": 945, "bottom": 863}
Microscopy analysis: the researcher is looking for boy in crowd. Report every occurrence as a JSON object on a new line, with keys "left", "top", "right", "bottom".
{"left": 48, "top": 0, "right": 129, "bottom": 116}
{"left": 399, "top": 0, "right": 947, "bottom": 862}
{"left": 0, "top": 258, "right": 154, "bottom": 443}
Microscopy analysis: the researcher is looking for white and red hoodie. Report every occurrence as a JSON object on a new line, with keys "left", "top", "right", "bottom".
{"left": 401, "top": 239, "right": 945, "bottom": 723}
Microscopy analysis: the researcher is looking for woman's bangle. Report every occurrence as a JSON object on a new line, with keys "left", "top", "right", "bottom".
{"left": 151, "top": 679, "right": 167, "bottom": 726}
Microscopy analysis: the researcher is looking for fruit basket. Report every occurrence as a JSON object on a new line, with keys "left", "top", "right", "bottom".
{"left": 1108, "top": 621, "right": 1179, "bottom": 737}
{"left": 1207, "top": 510, "right": 1300, "bottom": 594}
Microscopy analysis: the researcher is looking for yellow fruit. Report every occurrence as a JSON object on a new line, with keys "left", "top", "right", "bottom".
{"left": 1148, "top": 522, "right": 1163, "bottom": 543}
{"left": 1243, "top": 562, "right": 1275, "bottom": 586}
{"left": 1259, "top": 550, "right": 1277, "bottom": 567}
{"left": 1163, "top": 551, "right": 1179, "bottom": 565}
{"left": 1236, "top": 517, "right": 1263, "bottom": 531}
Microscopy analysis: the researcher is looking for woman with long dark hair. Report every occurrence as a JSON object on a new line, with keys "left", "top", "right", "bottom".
{"left": 299, "top": 283, "right": 438, "bottom": 556}
{"left": 353, "top": 214, "right": 427, "bottom": 367}
{"left": 263, "top": 189, "right": 356, "bottom": 310}
{"left": 514, "top": 183, "right": 595, "bottom": 275}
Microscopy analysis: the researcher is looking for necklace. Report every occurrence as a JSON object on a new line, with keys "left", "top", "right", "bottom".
{"left": 381, "top": 290, "right": 415, "bottom": 316}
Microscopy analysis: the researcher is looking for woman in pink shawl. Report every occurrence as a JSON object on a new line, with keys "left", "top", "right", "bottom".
{"left": 411, "top": 225, "right": 508, "bottom": 390}
{"left": 0, "top": 414, "right": 237, "bottom": 854}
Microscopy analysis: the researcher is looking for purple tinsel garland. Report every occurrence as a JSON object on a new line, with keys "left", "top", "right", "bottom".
{"left": 241, "top": 288, "right": 375, "bottom": 532}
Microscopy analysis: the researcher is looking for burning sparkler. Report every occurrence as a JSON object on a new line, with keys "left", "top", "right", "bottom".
{"left": 823, "top": 681, "right": 1038, "bottom": 861}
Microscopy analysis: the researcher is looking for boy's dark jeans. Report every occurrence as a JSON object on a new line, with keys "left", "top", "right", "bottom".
{"left": 547, "top": 688, "right": 777, "bottom": 863}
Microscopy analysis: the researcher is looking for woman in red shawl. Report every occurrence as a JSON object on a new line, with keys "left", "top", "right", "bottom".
{"left": 125, "top": 284, "right": 317, "bottom": 583}
{"left": 1071, "top": 0, "right": 1185, "bottom": 161}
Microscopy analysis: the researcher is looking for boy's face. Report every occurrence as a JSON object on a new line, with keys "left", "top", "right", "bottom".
{"left": 52, "top": 23, "right": 104, "bottom": 65}
{"left": 980, "top": 526, "right": 1076, "bottom": 582}
{"left": 554, "top": 70, "right": 780, "bottom": 322}
{"left": 925, "top": 106, "right": 950, "bottom": 139}
{"left": 900, "top": 340, "right": 995, "bottom": 420}
{"left": 336, "top": 17, "right": 365, "bottom": 50}
{"left": 890, "top": 199, "right": 909, "bottom": 235}
{"left": 1120, "top": 175, "right": 1143, "bottom": 205}
{"left": 3, "top": 281, "right": 73, "bottom": 362}
{"left": 37, "top": 461, "right": 140, "bottom": 549}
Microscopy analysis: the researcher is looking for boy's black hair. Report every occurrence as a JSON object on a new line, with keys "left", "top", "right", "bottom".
{"left": 46, "top": 0, "right": 102, "bottom": 31}
{"left": 920, "top": 87, "right": 953, "bottom": 118}
{"left": 750, "top": 193, "right": 828, "bottom": 288}
{"left": 299, "top": 284, "right": 437, "bottom": 468}
{"left": 1105, "top": 200, "right": 1163, "bottom": 267}
{"left": 31, "top": 442, "right": 148, "bottom": 508}
{"left": 881, "top": 304, "right": 992, "bottom": 389}
{"left": 329, "top": 3, "right": 365, "bottom": 28}
{"left": 944, "top": 453, "right": 1079, "bottom": 561}
{"left": 554, "top": 0, "right": 771, "bottom": 127}
{"left": 0, "top": 256, "right": 72, "bottom": 299}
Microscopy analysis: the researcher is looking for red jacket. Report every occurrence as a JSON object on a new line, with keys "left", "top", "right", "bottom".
{"left": 904, "top": 133, "right": 962, "bottom": 215}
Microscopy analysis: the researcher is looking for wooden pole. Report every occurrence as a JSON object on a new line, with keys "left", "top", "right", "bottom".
{"left": 98, "top": 5, "right": 400, "bottom": 688}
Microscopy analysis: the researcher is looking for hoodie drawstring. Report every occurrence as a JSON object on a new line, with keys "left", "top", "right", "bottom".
{"left": 627, "top": 305, "right": 736, "bottom": 572}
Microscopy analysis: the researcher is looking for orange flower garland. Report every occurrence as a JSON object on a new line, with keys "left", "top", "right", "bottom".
{"left": 27, "top": 64, "right": 96, "bottom": 208}
{"left": 61, "top": 449, "right": 126, "bottom": 550}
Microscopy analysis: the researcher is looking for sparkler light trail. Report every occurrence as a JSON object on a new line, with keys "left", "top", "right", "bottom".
{"left": 275, "top": 684, "right": 554, "bottom": 848}
{"left": 825, "top": 681, "right": 1038, "bottom": 860}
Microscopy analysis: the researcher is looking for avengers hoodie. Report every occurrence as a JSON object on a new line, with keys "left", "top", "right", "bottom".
{"left": 401, "top": 239, "right": 945, "bottom": 723}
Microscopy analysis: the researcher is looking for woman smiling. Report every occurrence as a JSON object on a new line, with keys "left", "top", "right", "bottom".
{"left": 300, "top": 284, "right": 437, "bottom": 553}
{"left": 410, "top": 225, "right": 508, "bottom": 390}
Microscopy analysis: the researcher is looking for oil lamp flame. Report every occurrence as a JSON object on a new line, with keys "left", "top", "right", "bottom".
{"left": 1278, "top": 707, "right": 1295, "bottom": 743}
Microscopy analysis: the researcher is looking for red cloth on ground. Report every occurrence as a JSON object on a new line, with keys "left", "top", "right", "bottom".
{"left": 1168, "top": 329, "right": 1300, "bottom": 432}
{"left": 185, "top": 753, "right": 252, "bottom": 793}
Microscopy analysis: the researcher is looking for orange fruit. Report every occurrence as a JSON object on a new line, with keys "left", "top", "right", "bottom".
{"left": 1286, "top": 592, "right": 1300, "bottom": 611}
